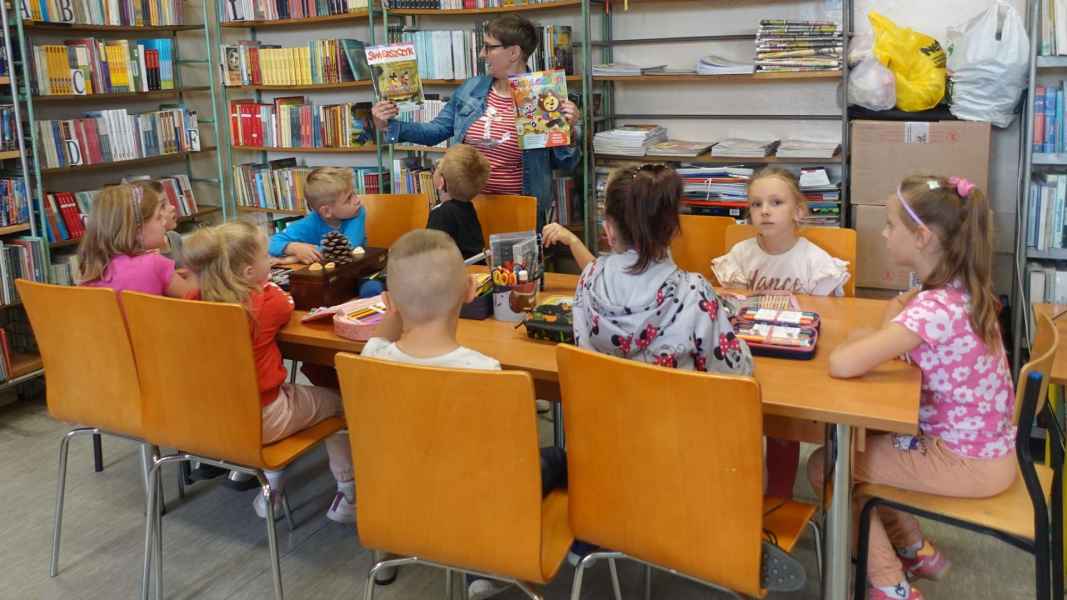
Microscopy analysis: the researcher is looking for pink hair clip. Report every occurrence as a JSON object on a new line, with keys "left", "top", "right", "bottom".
{"left": 948, "top": 176, "right": 975, "bottom": 199}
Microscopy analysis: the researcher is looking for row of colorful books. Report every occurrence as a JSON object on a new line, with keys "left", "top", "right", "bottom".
{"left": 221, "top": 39, "right": 370, "bottom": 87}
{"left": 0, "top": 178, "right": 31, "bottom": 228}
{"left": 0, "top": 237, "right": 49, "bottom": 306}
{"left": 32, "top": 38, "right": 174, "bottom": 96}
{"left": 41, "top": 174, "right": 199, "bottom": 243}
{"left": 234, "top": 160, "right": 382, "bottom": 212}
{"left": 1028, "top": 174, "right": 1067, "bottom": 251}
{"left": 35, "top": 106, "right": 202, "bottom": 169}
{"left": 755, "top": 19, "right": 842, "bottom": 74}
{"left": 20, "top": 0, "right": 183, "bottom": 26}
{"left": 1041, "top": 0, "right": 1067, "bottom": 57}
{"left": 390, "top": 157, "right": 439, "bottom": 208}
{"left": 222, "top": 0, "right": 367, "bottom": 22}
{"left": 0, "top": 106, "right": 18, "bottom": 152}
{"left": 1034, "top": 83, "right": 1067, "bottom": 154}
{"left": 229, "top": 98, "right": 374, "bottom": 148}
{"left": 383, "top": 0, "right": 558, "bottom": 8}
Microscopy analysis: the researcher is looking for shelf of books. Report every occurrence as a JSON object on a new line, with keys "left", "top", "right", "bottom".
{"left": 384, "top": 0, "right": 581, "bottom": 16}
{"left": 11, "top": 0, "right": 228, "bottom": 272}
{"left": 221, "top": 9, "right": 371, "bottom": 28}
{"left": 586, "top": 4, "right": 850, "bottom": 247}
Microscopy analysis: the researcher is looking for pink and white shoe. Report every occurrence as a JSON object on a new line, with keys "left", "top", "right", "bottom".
{"left": 325, "top": 490, "right": 355, "bottom": 524}
{"left": 900, "top": 541, "right": 951, "bottom": 581}
{"left": 867, "top": 582, "right": 925, "bottom": 600}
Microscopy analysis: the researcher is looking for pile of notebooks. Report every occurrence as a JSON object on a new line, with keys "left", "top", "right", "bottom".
{"left": 710, "top": 138, "right": 779, "bottom": 158}
{"left": 646, "top": 140, "right": 714, "bottom": 157}
{"left": 776, "top": 138, "right": 840, "bottom": 159}
{"left": 593, "top": 125, "right": 668, "bottom": 156}
{"left": 755, "top": 19, "right": 843, "bottom": 74}
{"left": 677, "top": 166, "right": 753, "bottom": 218}
{"left": 696, "top": 54, "right": 754, "bottom": 75}
{"left": 798, "top": 167, "right": 841, "bottom": 227}
{"left": 591, "top": 63, "right": 665, "bottom": 77}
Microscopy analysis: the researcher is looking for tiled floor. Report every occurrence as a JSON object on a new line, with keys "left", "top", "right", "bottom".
{"left": 0, "top": 394, "right": 1042, "bottom": 600}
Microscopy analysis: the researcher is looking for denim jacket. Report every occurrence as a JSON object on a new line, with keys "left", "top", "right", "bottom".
{"left": 384, "top": 75, "right": 580, "bottom": 221}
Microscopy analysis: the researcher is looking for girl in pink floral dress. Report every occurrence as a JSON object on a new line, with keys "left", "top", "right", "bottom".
{"left": 807, "top": 175, "right": 1015, "bottom": 600}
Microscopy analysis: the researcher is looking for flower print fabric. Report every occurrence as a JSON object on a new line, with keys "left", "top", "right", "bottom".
{"left": 572, "top": 250, "right": 753, "bottom": 375}
{"left": 892, "top": 281, "right": 1015, "bottom": 459}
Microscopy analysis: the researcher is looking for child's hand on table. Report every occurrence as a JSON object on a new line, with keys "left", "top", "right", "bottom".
{"left": 286, "top": 242, "right": 323, "bottom": 264}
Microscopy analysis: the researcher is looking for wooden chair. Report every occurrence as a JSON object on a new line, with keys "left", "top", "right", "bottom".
{"left": 854, "top": 311, "right": 1063, "bottom": 600}
{"left": 723, "top": 224, "right": 858, "bottom": 297}
{"left": 335, "top": 353, "right": 573, "bottom": 600}
{"left": 122, "top": 292, "right": 345, "bottom": 600}
{"left": 473, "top": 194, "right": 537, "bottom": 245}
{"left": 670, "top": 215, "right": 735, "bottom": 281}
{"left": 16, "top": 280, "right": 167, "bottom": 578}
{"left": 556, "top": 344, "right": 818, "bottom": 599}
{"left": 361, "top": 193, "right": 430, "bottom": 248}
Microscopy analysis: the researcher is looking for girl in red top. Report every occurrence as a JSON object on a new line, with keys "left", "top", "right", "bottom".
{"left": 183, "top": 221, "right": 355, "bottom": 524}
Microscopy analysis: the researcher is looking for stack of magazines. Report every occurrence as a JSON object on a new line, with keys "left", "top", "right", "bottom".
{"left": 677, "top": 166, "right": 754, "bottom": 217}
{"left": 646, "top": 140, "right": 714, "bottom": 157}
{"left": 711, "top": 138, "right": 779, "bottom": 158}
{"left": 593, "top": 125, "right": 668, "bottom": 156}
{"left": 776, "top": 138, "right": 841, "bottom": 159}
{"left": 755, "top": 19, "right": 843, "bottom": 74}
{"left": 592, "top": 63, "right": 666, "bottom": 76}
{"left": 696, "top": 54, "right": 754, "bottom": 75}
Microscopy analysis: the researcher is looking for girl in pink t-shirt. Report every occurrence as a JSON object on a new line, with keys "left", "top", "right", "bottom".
{"left": 77, "top": 183, "right": 196, "bottom": 298}
{"left": 807, "top": 175, "right": 1014, "bottom": 600}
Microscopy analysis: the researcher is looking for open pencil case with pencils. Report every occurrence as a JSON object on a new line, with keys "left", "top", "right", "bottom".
{"left": 301, "top": 295, "right": 386, "bottom": 342}
{"left": 732, "top": 307, "right": 820, "bottom": 360}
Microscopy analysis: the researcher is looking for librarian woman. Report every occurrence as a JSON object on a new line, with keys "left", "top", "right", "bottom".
{"left": 371, "top": 13, "right": 581, "bottom": 227}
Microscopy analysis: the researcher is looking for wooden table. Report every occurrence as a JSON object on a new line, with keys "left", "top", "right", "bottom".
{"left": 278, "top": 270, "right": 922, "bottom": 600}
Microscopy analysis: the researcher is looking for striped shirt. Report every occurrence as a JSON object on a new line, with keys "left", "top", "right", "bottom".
{"left": 463, "top": 88, "right": 523, "bottom": 195}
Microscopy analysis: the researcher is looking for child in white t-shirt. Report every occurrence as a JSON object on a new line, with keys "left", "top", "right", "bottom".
{"left": 362, "top": 229, "right": 567, "bottom": 598}
{"left": 712, "top": 167, "right": 849, "bottom": 296}
{"left": 712, "top": 167, "right": 850, "bottom": 501}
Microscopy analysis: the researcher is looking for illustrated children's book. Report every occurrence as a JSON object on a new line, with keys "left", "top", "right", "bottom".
{"left": 508, "top": 69, "right": 571, "bottom": 150}
{"left": 365, "top": 42, "right": 424, "bottom": 112}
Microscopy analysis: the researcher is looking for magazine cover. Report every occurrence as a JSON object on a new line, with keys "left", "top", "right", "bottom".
{"left": 508, "top": 69, "right": 570, "bottom": 150}
{"left": 365, "top": 43, "right": 424, "bottom": 112}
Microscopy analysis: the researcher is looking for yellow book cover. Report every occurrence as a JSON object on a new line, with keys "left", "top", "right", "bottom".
{"left": 268, "top": 49, "right": 279, "bottom": 86}
{"left": 104, "top": 44, "right": 127, "bottom": 91}
{"left": 50, "top": 46, "right": 70, "bottom": 95}
{"left": 300, "top": 47, "right": 311, "bottom": 85}
{"left": 117, "top": 40, "right": 132, "bottom": 91}
{"left": 43, "top": 46, "right": 57, "bottom": 95}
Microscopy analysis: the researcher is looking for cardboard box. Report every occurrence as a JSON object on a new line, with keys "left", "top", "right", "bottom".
{"left": 850, "top": 120, "right": 991, "bottom": 207}
{"left": 853, "top": 204, "right": 915, "bottom": 291}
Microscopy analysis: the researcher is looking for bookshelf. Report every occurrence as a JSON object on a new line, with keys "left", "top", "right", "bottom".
{"left": 11, "top": 0, "right": 229, "bottom": 268}
{"left": 586, "top": 0, "right": 851, "bottom": 247}
{"left": 388, "top": 0, "right": 581, "bottom": 16}
{"left": 215, "top": 2, "right": 384, "bottom": 218}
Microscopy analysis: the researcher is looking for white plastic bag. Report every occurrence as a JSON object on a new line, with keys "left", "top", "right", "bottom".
{"left": 848, "top": 56, "right": 896, "bottom": 111}
{"left": 945, "top": 1, "right": 1030, "bottom": 127}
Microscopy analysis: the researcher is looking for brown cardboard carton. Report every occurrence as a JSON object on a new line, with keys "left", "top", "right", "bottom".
{"left": 850, "top": 120, "right": 991, "bottom": 207}
{"left": 853, "top": 204, "right": 913, "bottom": 290}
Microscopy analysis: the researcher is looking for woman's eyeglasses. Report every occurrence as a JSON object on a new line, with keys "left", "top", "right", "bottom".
{"left": 482, "top": 43, "right": 505, "bottom": 52}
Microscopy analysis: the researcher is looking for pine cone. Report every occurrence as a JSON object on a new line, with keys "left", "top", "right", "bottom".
{"left": 321, "top": 231, "right": 354, "bottom": 264}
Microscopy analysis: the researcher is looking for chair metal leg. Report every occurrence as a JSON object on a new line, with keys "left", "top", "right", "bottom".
{"left": 365, "top": 557, "right": 419, "bottom": 600}
{"left": 176, "top": 464, "right": 186, "bottom": 501}
{"left": 1051, "top": 454, "right": 1064, "bottom": 599}
{"left": 257, "top": 476, "right": 285, "bottom": 600}
{"left": 281, "top": 490, "right": 295, "bottom": 533}
{"left": 1035, "top": 510, "right": 1052, "bottom": 600}
{"left": 141, "top": 459, "right": 162, "bottom": 600}
{"left": 808, "top": 520, "right": 824, "bottom": 583}
{"left": 608, "top": 558, "right": 622, "bottom": 600}
{"left": 643, "top": 564, "right": 652, "bottom": 600}
{"left": 92, "top": 433, "right": 103, "bottom": 472}
{"left": 154, "top": 471, "right": 163, "bottom": 600}
{"left": 50, "top": 429, "right": 84, "bottom": 577}
{"left": 552, "top": 402, "right": 564, "bottom": 449}
{"left": 514, "top": 580, "right": 544, "bottom": 600}
{"left": 444, "top": 569, "right": 454, "bottom": 600}
{"left": 853, "top": 499, "right": 876, "bottom": 600}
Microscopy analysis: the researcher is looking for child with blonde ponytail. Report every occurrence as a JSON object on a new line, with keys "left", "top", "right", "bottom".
{"left": 184, "top": 221, "right": 357, "bottom": 524}
{"left": 807, "top": 175, "right": 1013, "bottom": 600}
{"left": 78, "top": 183, "right": 196, "bottom": 297}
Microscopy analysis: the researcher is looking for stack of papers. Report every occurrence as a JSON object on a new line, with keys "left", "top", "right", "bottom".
{"left": 593, "top": 125, "right": 668, "bottom": 156}
{"left": 644, "top": 66, "right": 698, "bottom": 75}
{"left": 776, "top": 138, "right": 841, "bottom": 159}
{"left": 710, "top": 138, "right": 780, "bottom": 158}
{"left": 755, "top": 20, "right": 843, "bottom": 74}
{"left": 696, "top": 54, "right": 755, "bottom": 75}
{"left": 646, "top": 140, "right": 715, "bottom": 157}
{"left": 799, "top": 167, "right": 842, "bottom": 226}
{"left": 591, "top": 63, "right": 667, "bottom": 76}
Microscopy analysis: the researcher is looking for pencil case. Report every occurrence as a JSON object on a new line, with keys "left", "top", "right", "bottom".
{"left": 521, "top": 296, "right": 575, "bottom": 344}
{"left": 460, "top": 293, "right": 493, "bottom": 320}
{"left": 332, "top": 296, "right": 386, "bottom": 342}
{"left": 733, "top": 307, "right": 820, "bottom": 360}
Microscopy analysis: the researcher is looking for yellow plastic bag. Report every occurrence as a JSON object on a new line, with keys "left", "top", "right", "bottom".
{"left": 869, "top": 12, "right": 947, "bottom": 112}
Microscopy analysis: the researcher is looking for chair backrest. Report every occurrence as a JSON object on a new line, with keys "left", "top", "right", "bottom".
{"left": 361, "top": 193, "right": 430, "bottom": 248}
{"left": 556, "top": 344, "right": 765, "bottom": 597}
{"left": 122, "top": 292, "right": 264, "bottom": 466}
{"left": 1016, "top": 311, "right": 1060, "bottom": 427}
{"left": 670, "top": 215, "right": 735, "bottom": 281}
{"left": 723, "top": 224, "right": 858, "bottom": 296}
{"left": 335, "top": 353, "right": 548, "bottom": 583}
{"left": 472, "top": 194, "right": 537, "bottom": 245}
{"left": 17, "top": 280, "right": 142, "bottom": 438}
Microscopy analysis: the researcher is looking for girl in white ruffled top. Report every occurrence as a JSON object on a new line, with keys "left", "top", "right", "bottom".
{"left": 712, "top": 166, "right": 850, "bottom": 297}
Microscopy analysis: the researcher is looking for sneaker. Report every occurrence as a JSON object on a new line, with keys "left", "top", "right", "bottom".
{"left": 899, "top": 541, "right": 950, "bottom": 581}
{"left": 535, "top": 399, "right": 552, "bottom": 414}
{"left": 252, "top": 492, "right": 284, "bottom": 520}
{"left": 325, "top": 491, "right": 355, "bottom": 524}
{"left": 567, "top": 541, "right": 598, "bottom": 567}
{"left": 867, "top": 582, "right": 924, "bottom": 600}
{"left": 467, "top": 578, "right": 511, "bottom": 600}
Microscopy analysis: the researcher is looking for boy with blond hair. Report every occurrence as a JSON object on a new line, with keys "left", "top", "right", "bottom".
{"left": 269, "top": 167, "right": 367, "bottom": 264}
{"left": 362, "top": 230, "right": 566, "bottom": 599}
{"left": 426, "top": 144, "right": 491, "bottom": 259}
